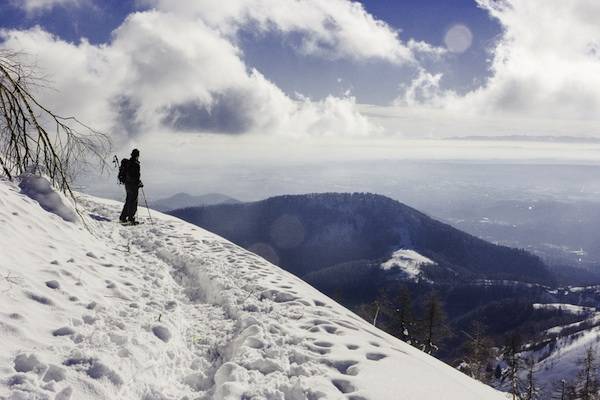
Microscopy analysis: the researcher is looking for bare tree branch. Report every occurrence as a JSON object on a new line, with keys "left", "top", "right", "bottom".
{"left": 0, "top": 50, "right": 111, "bottom": 201}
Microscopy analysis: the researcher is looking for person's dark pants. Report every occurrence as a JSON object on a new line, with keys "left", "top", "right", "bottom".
{"left": 120, "top": 184, "right": 139, "bottom": 221}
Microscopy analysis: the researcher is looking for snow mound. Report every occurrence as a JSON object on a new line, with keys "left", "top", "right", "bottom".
{"left": 18, "top": 174, "right": 77, "bottom": 222}
{"left": 0, "top": 179, "right": 507, "bottom": 400}
{"left": 380, "top": 249, "right": 436, "bottom": 280}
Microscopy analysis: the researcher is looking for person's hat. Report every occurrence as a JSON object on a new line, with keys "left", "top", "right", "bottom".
{"left": 131, "top": 148, "right": 140, "bottom": 157}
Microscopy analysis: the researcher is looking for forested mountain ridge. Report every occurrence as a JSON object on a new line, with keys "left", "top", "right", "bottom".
{"left": 169, "top": 192, "right": 554, "bottom": 286}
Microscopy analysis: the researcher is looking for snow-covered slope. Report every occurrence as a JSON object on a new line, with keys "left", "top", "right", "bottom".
{"left": 0, "top": 178, "right": 507, "bottom": 400}
{"left": 522, "top": 307, "right": 600, "bottom": 393}
{"left": 530, "top": 326, "right": 600, "bottom": 389}
{"left": 380, "top": 249, "right": 436, "bottom": 281}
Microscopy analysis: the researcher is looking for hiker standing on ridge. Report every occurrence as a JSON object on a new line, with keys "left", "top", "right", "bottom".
{"left": 119, "top": 148, "right": 143, "bottom": 224}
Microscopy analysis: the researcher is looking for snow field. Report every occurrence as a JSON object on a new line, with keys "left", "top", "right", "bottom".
{"left": 0, "top": 177, "right": 508, "bottom": 399}
{"left": 524, "top": 325, "right": 600, "bottom": 396}
{"left": 380, "top": 249, "right": 436, "bottom": 281}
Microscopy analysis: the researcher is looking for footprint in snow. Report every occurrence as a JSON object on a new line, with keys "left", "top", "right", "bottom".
{"left": 25, "top": 291, "right": 54, "bottom": 306}
{"left": 55, "top": 386, "right": 73, "bottom": 400}
{"left": 322, "top": 325, "right": 339, "bottom": 334}
{"left": 43, "top": 364, "right": 66, "bottom": 382}
{"left": 45, "top": 280, "right": 60, "bottom": 289}
{"left": 313, "top": 341, "right": 334, "bottom": 348}
{"left": 331, "top": 378, "right": 356, "bottom": 394}
{"left": 322, "top": 359, "right": 359, "bottom": 375}
{"left": 152, "top": 324, "right": 171, "bottom": 343}
{"left": 365, "top": 353, "right": 387, "bottom": 361}
{"left": 14, "top": 353, "right": 45, "bottom": 373}
{"left": 52, "top": 327, "right": 75, "bottom": 337}
{"left": 63, "top": 356, "right": 123, "bottom": 386}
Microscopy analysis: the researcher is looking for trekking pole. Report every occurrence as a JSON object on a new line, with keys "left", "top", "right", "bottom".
{"left": 140, "top": 187, "right": 153, "bottom": 224}
{"left": 112, "top": 155, "right": 120, "bottom": 184}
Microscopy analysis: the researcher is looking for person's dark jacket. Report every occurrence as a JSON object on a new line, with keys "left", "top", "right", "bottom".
{"left": 125, "top": 159, "right": 141, "bottom": 186}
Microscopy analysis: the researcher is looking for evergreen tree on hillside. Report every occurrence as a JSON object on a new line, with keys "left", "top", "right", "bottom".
{"left": 551, "top": 379, "right": 577, "bottom": 400}
{"left": 462, "top": 321, "right": 495, "bottom": 384}
{"left": 418, "top": 291, "right": 450, "bottom": 354}
{"left": 575, "top": 346, "right": 600, "bottom": 400}
{"left": 502, "top": 333, "right": 524, "bottom": 400}
{"left": 384, "top": 286, "right": 417, "bottom": 345}
{"left": 523, "top": 356, "right": 542, "bottom": 400}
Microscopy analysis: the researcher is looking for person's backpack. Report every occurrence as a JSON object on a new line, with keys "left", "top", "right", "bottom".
{"left": 118, "top": 158, "right": 129, "bottom": 184}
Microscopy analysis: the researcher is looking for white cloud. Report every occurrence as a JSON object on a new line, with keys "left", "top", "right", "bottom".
{"left": 141, "top": 0, "right": 444, "bottom": 63}
{"left": 386, "top": 0, "right": 600, "bottom": 137}
{"left": 0, "top": 27, "right": 123, "bottom": 130}
{"left": 8, "top": 0, "right": 598, "bottom": 145}
{"left": 394, "top": 69, "right": 447, "bottom": 107}
{"left": 0, "top": 9, "right": 379, "bottom": 142}
{"left": 13, "top": 0, "right": 83, "bottom": 13}
{"left": 465, "top": 0, "right": 600, "bottom": 120}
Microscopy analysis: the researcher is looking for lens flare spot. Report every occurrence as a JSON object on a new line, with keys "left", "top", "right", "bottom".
{"left": 444, "top": 24, "right": 473, "bottom": 53}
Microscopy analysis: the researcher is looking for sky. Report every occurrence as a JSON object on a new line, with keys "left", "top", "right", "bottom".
{"left": 1, "top": 0, "right": 600, "bottom": 197}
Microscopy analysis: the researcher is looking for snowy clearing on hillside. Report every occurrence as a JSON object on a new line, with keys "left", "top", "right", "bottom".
{"left": 0, "top": 177, "right": 507, "bottom": 400}
{"left": 525, "top": 325, "right": 600, "bottom": 397}
{"left": 533, "top": 303, "right": 595, "bottom": 315}
{"left": 544, "top": 313, "right": 600, "bottom": 336}
{"left": 380, "top": 249, "right": 436, "bottom": 281}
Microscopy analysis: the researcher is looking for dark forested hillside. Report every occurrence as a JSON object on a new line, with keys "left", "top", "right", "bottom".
{"left": 169, "top": 192, "right": 554, "bottom": 285}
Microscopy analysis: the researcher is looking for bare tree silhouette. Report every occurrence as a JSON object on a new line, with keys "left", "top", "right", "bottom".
{"left": 0, "top": 51, "right": 110, "bottom": 199}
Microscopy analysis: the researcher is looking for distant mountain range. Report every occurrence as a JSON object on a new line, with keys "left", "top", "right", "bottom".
{"left": 445, "top": 135, "right": 600, "bottom": 143}
{"left": 149, "top": 192, "right": 239, "bottom": 212}
{"left": 169, "top": 192, "right": 554, "bottom": 286}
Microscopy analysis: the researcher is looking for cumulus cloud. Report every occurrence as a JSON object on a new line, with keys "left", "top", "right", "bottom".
{"left": 466, "top": 0, "right": 600, "bottom": 120}
{"left": 394, "top": 69, "right": 447, "bottom": 107}
{"left": 396, "top": 0, "right": 600, "bottom": 130}
{"left": 0, "top": 27, "right": 123, "bottom": 130}
{"left": 0, "top": 8, "right": 379, "bottom": 140}
{"left": 142, "top": 0, "right": 444, "bottom": 63}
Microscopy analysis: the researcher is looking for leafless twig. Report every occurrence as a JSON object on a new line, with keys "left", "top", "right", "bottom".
{"left": 0, "top": 50, "right": 111, "bottom": 202}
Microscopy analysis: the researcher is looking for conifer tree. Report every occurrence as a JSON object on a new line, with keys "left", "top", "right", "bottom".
{"left": 463, "top": 321, "right": 495, "bottom": 384}
{"left": 551, "top": 379, "right": 577, "bottom": 400}
{"left": 576, "top": 346, "right": 600, "bottom": 400}
{"left": 382, "top": 286, "right": 416, "bottom": 345}
{"left": 419, "top": 291, "right": 450, "bottom": 354}
{"left": 502, "top": 333, "right": 523, "bottom": 400}
{"left": 523, "top": 356, "right": 542, "bottom": 400}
